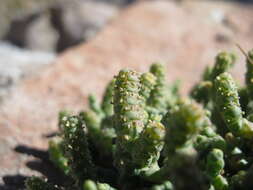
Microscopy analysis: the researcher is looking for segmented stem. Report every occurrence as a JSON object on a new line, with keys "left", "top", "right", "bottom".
{"left": 214, "top": 72, "right": 253, "bottom": 139}
{"left": 113, "top": 69, "right": 147, "bottom": 172}
{"left": 62, "top": 116, "right": 96, "bottom": 185}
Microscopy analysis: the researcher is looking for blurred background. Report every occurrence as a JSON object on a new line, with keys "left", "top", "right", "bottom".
{"left": 1, "top": 0, "right": 253, "bottom": 189}
{"left": 1, "top": 0, "right": 134, "bottom": 53}
{"left": 0, "top": 0, "right": 252, "bottom": 98}
{"left": 0, "top": 0, "right": 252, "bottom": 53}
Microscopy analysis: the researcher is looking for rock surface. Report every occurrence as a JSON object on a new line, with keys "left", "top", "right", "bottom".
{"left": 1, "top": 0, "right": 253, "bottom": 188}
{"left": 25, "top": 13, "right": 59, "bottom": 52}
{"left": 51, "top": 0, "right": 119, "bottom": 52}
{"left": 0, "top": 0, "right": 59, "bottom": 39}
{"left": 2, "top": 0, "right": 128, "bottom": 52}
{"left": 0, "top": 42, "right": 55, "bottom": 101}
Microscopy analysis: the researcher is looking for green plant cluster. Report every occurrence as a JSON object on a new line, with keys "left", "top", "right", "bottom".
{"left": 26, "top": 49, "right": 253, "bottom": 190}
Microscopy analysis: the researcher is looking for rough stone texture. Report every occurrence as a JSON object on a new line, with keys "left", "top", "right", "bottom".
{"left": 0, "top": 42, "right": 55, "bottom": 189}
{"left": 51, "top": 0, "right": 119, "bottom": 52}
{"left": 0, "top": 0, "right": 59, "bottom": 39}
{"left": 1, "top": 0, "right": 253, "bottom": 188}
{"left": 26, "top": 13, "right": 59, "bottom": 52}
{"left": 2, "top": 0, "right": 127, "bottom": 52}
{"left": 0, "top": 42, "right": 55, "bottom": 101}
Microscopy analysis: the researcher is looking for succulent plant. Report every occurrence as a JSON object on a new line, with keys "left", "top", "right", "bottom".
{"left": 26, "top": 49, "right": 253, "bottom": 190}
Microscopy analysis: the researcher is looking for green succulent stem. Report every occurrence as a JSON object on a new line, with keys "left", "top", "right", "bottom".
{"left": 83, "top": 180, "right": 117, "bottom": 190}
{"left": 214, "top": 72, "right": 253, "bottom": 139}
{"left": 113, "top": 69, "right": 148, "bottom": 178}
{"left": 26, "top": 177, "right": 60, "bottom": 190}
{"left": 101, "top": 79, "right": 115, "bottom": 117}
{"left": 62, "top": 115, "right": 96, "bottom": 186}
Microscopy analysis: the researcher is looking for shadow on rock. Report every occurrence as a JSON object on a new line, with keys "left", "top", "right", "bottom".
{"left": 1, "top": 145, "right": 69, "bottom": 189}
{"left": 15, "top": 145, "right": 49, "bottom": 161}
{"left": 1, "top": 174, "right": 28, "bottom": 190}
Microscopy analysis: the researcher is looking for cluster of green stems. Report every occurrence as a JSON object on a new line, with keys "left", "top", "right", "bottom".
{"left": 26, "top": 49, "right": 253, "bottom": 190}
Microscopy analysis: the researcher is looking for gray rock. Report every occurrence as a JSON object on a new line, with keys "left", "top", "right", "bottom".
{"left": 0, "top": 42, "right": 55, "bottom": 100}
{"left": 0, "top": 0, "right": 60, "bottom": 39}
{"left": 0, "top": 0, "right": 138, "bottom": 53}
{"left": 26, "top": 13, "right": 59, "bottom": 52}
{"left": 51, "top": 0, "right": 119, "bottom": 51}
